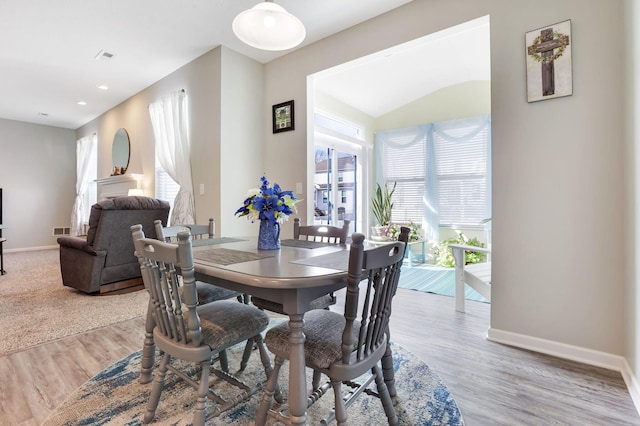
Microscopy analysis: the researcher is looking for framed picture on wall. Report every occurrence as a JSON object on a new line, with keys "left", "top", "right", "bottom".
{"left": 272, "top": 100, "right": 295, "bottom": 133}
{"left": 525, "top": 19, "right": 573, "bottom": 102}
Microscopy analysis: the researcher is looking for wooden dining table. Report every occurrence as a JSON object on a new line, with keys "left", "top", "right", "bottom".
{"left": 190, "top": 236, "right": 351, "bottom": 425}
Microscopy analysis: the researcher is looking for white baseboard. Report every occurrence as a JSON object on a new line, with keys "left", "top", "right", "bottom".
{"left": 620, "top": 358, "right": 640, "bottom": 417}
{"left": 487, "top": 327, "right": 640, "bottom": 416}
{"left": 5, "top": 245, "right": 58, "bottom": 253}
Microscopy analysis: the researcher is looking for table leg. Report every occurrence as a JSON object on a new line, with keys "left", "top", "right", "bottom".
{"left": 288, "top": 313, "right": 307, "bottom": 425}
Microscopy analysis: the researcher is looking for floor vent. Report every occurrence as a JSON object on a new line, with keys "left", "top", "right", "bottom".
{"left": 53, "top": 227, "right": 71, "bottom": 236}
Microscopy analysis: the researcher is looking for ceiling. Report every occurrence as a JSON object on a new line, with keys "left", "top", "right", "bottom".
{"left": 313, "top": 16, "right": 491, "bottom": 118}
{"left": 0, "top": 1, "right": 490, "bottom": 130}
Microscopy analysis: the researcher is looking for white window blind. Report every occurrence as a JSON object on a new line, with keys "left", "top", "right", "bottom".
{"left": 434, "top": 121, "right": 489, "bottom": 228}
{"left": 377, "top": 115, "right": 490, "bottom": 231}
{"left": 383, "top": 132, "right": 427, "bottom": 224}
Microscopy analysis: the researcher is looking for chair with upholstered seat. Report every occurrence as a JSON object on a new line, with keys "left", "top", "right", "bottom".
{"left": 251, "top": 218, "right": 351, "bottom": 314}
{"left": 136, "top": 220, "right": 250, "bottom": 384}
{"left": 154, "top": 218, "right": 248, "bottom": 304}
{"left": 131, "top": 225, "right": 276, "bottom": 425}
{"left": 57, "top": 196, "right": 170, "bottom": 294}
{"left": 256, "top": 228, "right": 409, "bottom": 426}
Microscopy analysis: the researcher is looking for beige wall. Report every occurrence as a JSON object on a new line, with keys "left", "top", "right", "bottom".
{"left": 623, "top": 0, "right": 640, "bottom": 403}
{"left": 375, "top": 80, "right": 491, "bottom": 131}
{"left": 65, "top": 0, "right": 639, "bottom": 406}
{"left": 77, "top": 47, "right": 226, "bottom": 228}
{"left": 219, "top": 47, "right": 265, "bottom": 237}
{"left": 0, "top": 118, "right": 75, "bottom": 250}
{"left": 261, "top": 0, "right": 629, "bottom": 373}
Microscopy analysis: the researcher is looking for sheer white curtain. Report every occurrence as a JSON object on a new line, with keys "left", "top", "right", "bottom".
{"left": 149, "top": 90, "right": 195, "bottom": 225}
{"left": 375, "top": 114, "right": 491, "bottom": 241}
{"left": 71, "top": 134, "right": 97, "bottom": 236}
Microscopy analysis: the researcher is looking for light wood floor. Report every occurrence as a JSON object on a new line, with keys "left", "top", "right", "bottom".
{"left": 1, "top": 289, "right": 638, "bottom": 425}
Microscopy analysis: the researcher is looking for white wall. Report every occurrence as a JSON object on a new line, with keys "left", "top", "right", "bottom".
{"left": 0, "top": 118, "right": 75, "bottom": 250}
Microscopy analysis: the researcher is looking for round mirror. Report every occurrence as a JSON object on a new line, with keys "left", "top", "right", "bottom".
{"left": 112, "top": 128, "right": 130, "bottom": 175}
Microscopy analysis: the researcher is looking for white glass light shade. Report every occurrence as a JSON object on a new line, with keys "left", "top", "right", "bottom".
{"left": 232, "top": 2, "right": 306, "bottom": 51}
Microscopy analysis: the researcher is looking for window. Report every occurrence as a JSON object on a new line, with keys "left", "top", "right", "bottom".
{"left": 76, "top": 133, "right": 97, "bottom": 231}
{"left": 155, "top": 157, "right": 180, "bottom": 213}
{"left": 380, "top": 129, "right": 427, "bottom": 225}
{"left": 376, "top": 115, "right": 491, "bottom": 237}
{"left": 314, "top": 111, "right": 364, "bottom": 231}
{"left": 84, "top": 144, "right": 98, "bottom": 222}
{"left": 434, "top": 120, "right": 490, "bottom": 228}
{"left": 314, "top": 113, "right": 362, "bottom": 140}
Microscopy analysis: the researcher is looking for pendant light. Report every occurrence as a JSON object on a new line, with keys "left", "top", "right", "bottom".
{"left": 232, "top": 0, "right": 306, "bottom": 51}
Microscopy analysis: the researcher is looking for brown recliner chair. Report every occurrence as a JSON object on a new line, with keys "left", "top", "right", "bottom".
{"left": 57, "top": 196, "right": 170, "bottom": 294}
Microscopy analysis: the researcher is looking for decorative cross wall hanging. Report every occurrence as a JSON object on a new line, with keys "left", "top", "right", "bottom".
{"left": 525, "top": 20, "right": 572, "bottom": 102}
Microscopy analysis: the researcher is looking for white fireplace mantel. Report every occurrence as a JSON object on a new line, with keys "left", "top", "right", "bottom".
{"left": 95, "top": 174, "right": 143, "bottom": 200}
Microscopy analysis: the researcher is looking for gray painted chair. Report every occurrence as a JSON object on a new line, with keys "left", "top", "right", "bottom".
{"left": 256, "top": 228, "right": 409, "bottom": 426}
{"left": 251, "top": 218, "right": 351, "bottom": 314}
{"left": 137, "top": 220, "right": 249, "bottom": 384}
{"left": 294, "top": 217, "right": 351, "bottom": 244}
{"left": 131, "top": 225, "right": 275, "bottom": 425}
{"left": 156, "top": 218, "right": 215, "bottom": 241}
{"left": 57, "top": 196, "right": 170, "bottom": 294}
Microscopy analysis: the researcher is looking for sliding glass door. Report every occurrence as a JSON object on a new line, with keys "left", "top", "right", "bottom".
{"left": 313, "top": 146, "right": 358, "bottom": 232}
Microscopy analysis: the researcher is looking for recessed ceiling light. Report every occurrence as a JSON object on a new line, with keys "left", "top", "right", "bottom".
{"left": 96, "top": 84, "right": 109, "bottom": 90}
{"left": 77, "top": 101, "right": 87, "bottom": 106}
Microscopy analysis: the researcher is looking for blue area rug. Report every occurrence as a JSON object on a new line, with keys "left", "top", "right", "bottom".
{"left": 398, "top": 264, "right": 489, "bottom": 303}
{"left": 43, "top": 326, "right": 464, "bottom": 425}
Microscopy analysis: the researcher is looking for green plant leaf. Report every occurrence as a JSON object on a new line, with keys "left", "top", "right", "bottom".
{"left": 371, "top": 182, "right": 396, "bottom": 225}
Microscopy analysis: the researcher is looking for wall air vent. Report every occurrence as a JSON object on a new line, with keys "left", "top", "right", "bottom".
{"left": 53, "top": 227, "right": 71, "bottom": 236}
{"left": 94, "top": 49, "right": 114, "bottom": 61}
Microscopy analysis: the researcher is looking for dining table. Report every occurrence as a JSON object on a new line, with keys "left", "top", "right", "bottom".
{"left": 190, "top": 236, "right": 352, "bottom": 425}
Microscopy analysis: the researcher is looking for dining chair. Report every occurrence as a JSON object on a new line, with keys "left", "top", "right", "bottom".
{"left": 156, "top": 217, "right": 215, "bottom": 241}
{"left": 131, "top": 225, "right": 275, "bottom": 425}
{"left": 294, "top": 217, "right": 351, "bottom": 244}
{"left": 136, "top": 220, "right": 250, "bottom": 384}
{"left": 154, "top": 219, "right": 242, "bottom": 304}
{"left": 256, "top": 227, "right": 410, "bottom": 426}
{"left": 251, "top": 218, "right": 352, "bottom": 314}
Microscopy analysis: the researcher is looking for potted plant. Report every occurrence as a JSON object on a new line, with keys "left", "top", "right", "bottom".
{"left": 388, "top": 220, "right": 421, "bottom": 242}
{"left": 370, "top": 181, "right": 396, "bottom": 240}
{"left": 433, "top": 231, "right": 486, "bottom": 267}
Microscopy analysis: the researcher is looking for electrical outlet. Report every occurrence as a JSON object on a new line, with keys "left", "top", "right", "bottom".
{"left": 199, "top": 184, "right": 205, "bottom": 195}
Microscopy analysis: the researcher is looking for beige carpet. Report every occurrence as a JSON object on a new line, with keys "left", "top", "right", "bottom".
{"left": 0, "top": 249, "right": 147, "bottom": 355}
